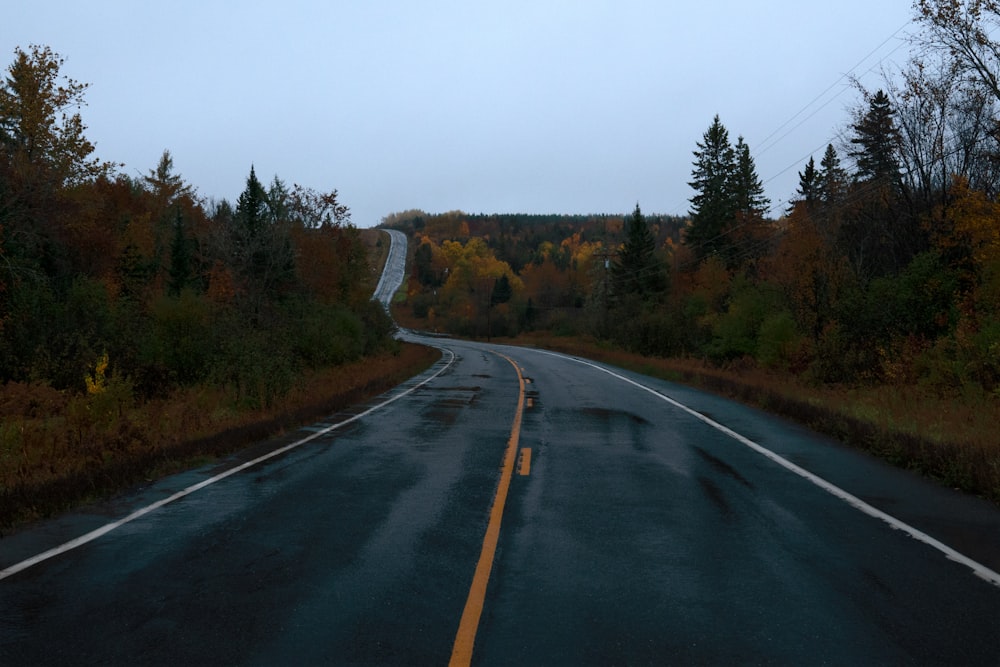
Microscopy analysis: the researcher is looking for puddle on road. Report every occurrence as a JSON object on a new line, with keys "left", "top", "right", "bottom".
{"left": 420, "top": 386, "right": 481, "bottom": 426}
{"left": 579, "top": 406, "right": 650, "bottom": 425}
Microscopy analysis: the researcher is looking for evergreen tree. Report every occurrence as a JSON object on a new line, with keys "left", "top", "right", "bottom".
{"left": 167, "top": 209, "right": 191, "bottom": 296}
{"left": 844, "top": 91, "right": 918, "bottom": 279}
{"left": 612, "top": 203, "right": 665, "bottom": 298}
{"left": 230, "top": 166, "right": 294, "bottom": 314}
{"left": 850, "top": 90, "right": 902, "bottom": 185}
{"left": 267, "top": 175, "right": 290, "bottom": 224}
{"left": 687, "top": 115, "right": 737, "bottom": 261}
{"left": 235, "top": 165, "right": 269, "bottom": 234}
{"left": 790, "top": 156, "right": 819, "bottom": 214}
{"left": 491, "top": 273, "right": 512, "bottom": 306}
{"left": 818, "top": 144, "right": 848, "bottom": 207}
{"left": 732, "top": 136, "right": 770, "bottom": 219}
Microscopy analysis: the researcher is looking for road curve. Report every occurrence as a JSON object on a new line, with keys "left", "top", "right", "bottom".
{"left": 1, "top": 230, "right": 1000, "bottom": 665}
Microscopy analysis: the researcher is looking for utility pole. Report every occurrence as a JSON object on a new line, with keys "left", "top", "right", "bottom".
{"left": 593, "top": 249, "right": 617, "bottom": 338}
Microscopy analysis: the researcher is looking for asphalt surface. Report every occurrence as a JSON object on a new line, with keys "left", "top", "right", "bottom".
{"left": 2, "top": 230, "right": 1000, "bottom": 665}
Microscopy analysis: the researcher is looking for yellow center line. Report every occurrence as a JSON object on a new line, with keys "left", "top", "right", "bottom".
{"left": 518, "top": 448, "right": 532, "bottom": 476}
{"left": 449, "top": 351, "right": 525, "bottom": 667}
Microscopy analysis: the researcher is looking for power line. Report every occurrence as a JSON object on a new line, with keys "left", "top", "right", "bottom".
{"left": 670, "top": 19, "right": 916, "bottom": 219}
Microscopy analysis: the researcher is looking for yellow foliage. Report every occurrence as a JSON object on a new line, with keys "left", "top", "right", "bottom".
{"left": 85, "top": 352, "right": 109, "bottom": 395}
{"left": 946, "top": 176, "right": 1000, "bottom": 266}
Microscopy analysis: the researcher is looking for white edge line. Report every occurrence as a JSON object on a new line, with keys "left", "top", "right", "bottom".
{"left": 0, "top": 348, "right": 456, "bottom": 581}
{"left": 530, "top": 348, "right": 1000, "bottom": 588}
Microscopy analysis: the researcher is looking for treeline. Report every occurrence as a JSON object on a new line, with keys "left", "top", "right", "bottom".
{"left": 0, "top": 45, "right": 394, "bottom": 411}
{"left": 389, "top": 1, "right": 1000, "bottom": 397}
{"left": 384, "top": 210, "right": 686, "bottom": 336}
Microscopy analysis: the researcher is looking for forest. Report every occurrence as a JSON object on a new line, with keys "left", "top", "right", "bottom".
{"left": 388, "top": 2, "right": 1000, "bottom": 401}
{"left": 0, "top": 45, "right": 405, "bottom": 524}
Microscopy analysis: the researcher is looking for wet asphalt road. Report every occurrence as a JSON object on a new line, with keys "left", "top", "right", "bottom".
{"left": 2, "top": 333, "right": 1000, "bottom": 665}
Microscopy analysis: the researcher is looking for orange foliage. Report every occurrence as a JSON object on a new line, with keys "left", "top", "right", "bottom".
{"left": 292, "top": 226, "right": 345, "bottom": 304}
{"left": 764, "top": 207, "right": 849, "bottom": 339}
{"left": 943, "top": 176, "right": 1000, "bottom": 266}
{"left": 521, "top": 260, "right": 569, "bottom": 308}
{"left": 206, "top": 260, "right": 237, "bottom": 303}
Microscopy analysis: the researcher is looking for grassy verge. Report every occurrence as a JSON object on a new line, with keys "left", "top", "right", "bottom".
{"left": 499, "top": 332, "right": 1000, "bottom": 505}
{"left": 0, "top": 344, "right": 440, "bottom": 531}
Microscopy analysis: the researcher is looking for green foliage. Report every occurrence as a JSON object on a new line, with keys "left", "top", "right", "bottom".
{"left": 491, "top": 274, "right": 513, "bottom": 306}
{"left": 0, "top": 48, "right": 393, "bottom": 415}
{"left": 687, "top": 115, "right": 737, "bottom": 261}
{"left": 143, "top": 291, "right": 213, "bottom": 386}
{"left": 757, "top": 311, "right": 803, "bottom": 370}
{"left": 706, "top": 280, "right": 786, "bottom": 363}
{"left": 612, "top": 203, "right": 666, "bottom": 300}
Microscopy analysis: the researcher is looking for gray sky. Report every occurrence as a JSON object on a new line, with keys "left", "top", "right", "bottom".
{"left": 7, "top": 1, "right": 915, "bottom": 227}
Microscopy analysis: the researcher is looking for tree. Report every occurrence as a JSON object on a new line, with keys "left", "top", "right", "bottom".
{"left": 612, "top": 203, "right": 665, "bottom": 299}
{"left": 729, "top": 136, "right": 773, "bottom": 270}
{"left": 914, "top": 0, "right": 1000, "bottom": 105}
{"left": 235, "top": 165, "right": 269, "bottom": 235}
{"left": 143, "top": 149, "right": 193, "bottom": 206}
{"left": 0, "top": 45, "right": 114, "bottom": 188}
{"left": 790, "top": 156, "right": 819, "bottom": 214}
{"left": 850, "top": 90, "right": 903, "bottom": 185}
{"left": 818, "top": 144, "right": 849, "bottom": 207}
{"left": 732, "top": 136, "right": 771, "bottom": 218}
{"left": 687, "top": 115, "right": 737, "bottom": 262}
{"left": 491, "top": 273, "right": 513, "bottom": 306}
{"left": 167, "top": 209, "right": 192, "bottom": 296}
{"left": 267, "top": 175, "right": 290, "bottom": 224}
{"left": 843, "top": 91, "right": 914, "bottom": 279}
{"left": 228, "top": 166, "right": 294, "bottom": 314}
{"left": 288, "top": 184, "right": 350, "bottom": 228}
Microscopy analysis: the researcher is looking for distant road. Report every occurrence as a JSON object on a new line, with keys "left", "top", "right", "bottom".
{"left": 2, "top": 229, "right": 1000, "bottom": 665}
{"left": 372, "top": 228, "right": 407, "bottom": 308}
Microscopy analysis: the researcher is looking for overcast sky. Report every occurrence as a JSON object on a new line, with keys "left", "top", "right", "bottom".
{"left": 7, "top": 1, "right": 915, "bottom": 227}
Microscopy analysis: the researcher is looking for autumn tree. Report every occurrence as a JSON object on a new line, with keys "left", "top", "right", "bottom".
{"left": 288, "top": 184, "right": 350, "bottom": 228}
{"left": 144, "top": 149, "right": 194, "bottom": 207}
{"left": 913, "top": 0, "right": 1000, "bottom": 105}
{"left": 0, "top": 45, "right": 116, "bottom": 280}
{"left": 0, "top": 45, "right": 114, "bottom": 188}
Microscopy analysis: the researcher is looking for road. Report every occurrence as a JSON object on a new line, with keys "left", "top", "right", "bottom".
{"left": 372, "top": 228, "right": 407, "bottom": 308}
{"left": 2, "top": 230, "right": 1000, "bottom": 665}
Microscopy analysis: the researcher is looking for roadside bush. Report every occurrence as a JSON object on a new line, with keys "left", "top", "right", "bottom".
{"left": 142, "top": 291, "right": 213, "bottom": 386}
{"left": 757, "top": 310, "right": 804, "bottom": 370}
{"left": 706, "top": 280, "right": 785, "bottom": 363}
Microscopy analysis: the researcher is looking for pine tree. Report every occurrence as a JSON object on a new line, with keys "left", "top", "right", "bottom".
{"left": 818, "top": 144, "right": 848, "bottom": 207}
{"left": 790, "top": 156, "right": 819, "bottom": 214}
{"left": 612, "top": 203, "right": 665, "bottom": 298}
{"left": 491, "top": 273, "right": 512, "bottom": 306}
{"left": 850, "top": 90, "right": 901, "bottom": 185}
{"left": 732, "top": 136, "right": 770, "bottom": 219}
{"left": 267, "top": 175, "right": 290, "bottom": 224}
{"left": 844, "top": 91, "right": 916, "bottom": 279}
{"left": 235, "top": 165, "right": 269, "bottom": 235}
{"left": 687, "top": 115, "right": 737, "bottom": 261}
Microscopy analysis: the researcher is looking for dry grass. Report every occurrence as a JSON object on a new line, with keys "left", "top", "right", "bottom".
{"left": 0, "top": 344, "right": 440, "bottom": 530}
{"left": 506, "top": 332, "right": 1000, "bottom": 504}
